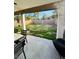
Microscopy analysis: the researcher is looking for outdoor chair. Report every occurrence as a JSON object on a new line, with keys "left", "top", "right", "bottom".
{"left": 53, "top": 38, "right": 65, "bottom": 57}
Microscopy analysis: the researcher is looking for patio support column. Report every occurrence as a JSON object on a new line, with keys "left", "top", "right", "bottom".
{"left": 54, "top": 0, "right": 65, "bottom": 39}
{"left": 21, "top": 13, "right": 27, "bottom": 36}
{"left": 22, "top": 14, "right": 26, "bottom": 30}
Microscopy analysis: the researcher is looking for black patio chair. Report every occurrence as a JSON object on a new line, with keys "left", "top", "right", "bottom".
{"left": 53, "top": 38, "right": 65, "bottom": 57}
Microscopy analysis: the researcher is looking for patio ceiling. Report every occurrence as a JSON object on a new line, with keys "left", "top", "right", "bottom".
{"left": 14, "top": 0, "right": 61, "bottom": 14}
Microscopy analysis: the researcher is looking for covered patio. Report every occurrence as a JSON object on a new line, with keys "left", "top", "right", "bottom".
{"left": 14, "top": 0, "right": 65, "bottom": 59}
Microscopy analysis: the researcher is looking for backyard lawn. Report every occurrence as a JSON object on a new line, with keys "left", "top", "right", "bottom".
{"left": 14, "top": 25, "right": 57, "bottom": 40}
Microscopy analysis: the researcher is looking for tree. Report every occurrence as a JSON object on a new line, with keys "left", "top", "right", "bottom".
{"left": 34, "top": 12, "right": 39, "bottom": 19}
{"left": 52, "top": 10, "right": 58, "bottom": 18}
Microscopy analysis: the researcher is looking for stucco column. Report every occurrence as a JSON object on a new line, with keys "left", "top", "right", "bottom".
{"left": 54, "top": 0, "right": 65, "bottom": 38}
{"left": 22, "top": 14, "right": 26, "bottom": 30}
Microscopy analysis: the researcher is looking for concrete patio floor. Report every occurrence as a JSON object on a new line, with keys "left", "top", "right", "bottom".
{"left": 16, "top": 35, "right": 63, "bottom": 59}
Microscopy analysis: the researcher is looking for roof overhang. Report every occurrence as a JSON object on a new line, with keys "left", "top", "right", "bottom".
{"left": 14, "top": 0, "right": 61, "bottom": 15}
{"left": 15, "top": 3, "right": 57, "bottom": 15}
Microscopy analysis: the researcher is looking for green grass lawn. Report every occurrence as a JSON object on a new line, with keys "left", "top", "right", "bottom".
{"left": 27, "top": 25, "right": 57, "bottom": 40}
{"left": 14, "top": 25, "right": 57, "bottom": 40}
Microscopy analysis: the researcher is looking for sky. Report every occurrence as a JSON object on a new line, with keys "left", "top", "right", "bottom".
{"left": 39, "top": 10, "right": 55, "bottom": 19}
{"left": 25, "top": 10, "right": 55, "bottom": 19}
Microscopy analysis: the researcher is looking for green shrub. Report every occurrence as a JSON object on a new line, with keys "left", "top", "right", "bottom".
{"left": 14, "top": 27, "right": 18, "bottom": 33}
{"left": 14, "top": 25, "right": 22, "bottom": 33}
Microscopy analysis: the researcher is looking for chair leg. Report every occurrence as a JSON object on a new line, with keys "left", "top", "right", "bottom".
{"left": 25, "top": 36, "right": 28, "bottom": 43}
{"left": 22, "top": 47, "right": 26, "bottom": 59}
